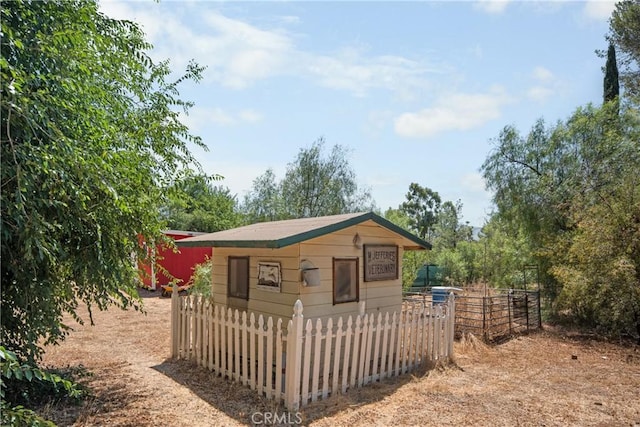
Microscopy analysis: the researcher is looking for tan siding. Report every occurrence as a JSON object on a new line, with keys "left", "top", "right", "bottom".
{"left": 360, "top": 283, "right": 400, "bottom": 299}
{"left": 297, "top": 290, "right": 334, "bottom": 306}
{"left": 299, "top": 244, "right": 361, "bottom": 258}
{"left": 297, "top": 257, "right": 333, "bottom": 270}
{"left": 206, "top": 221, "right": 419, "bottom": 324}
{"left": 363, "top": 279, "right": 399, "bottom": 289}
{"left": 278, "top": 269, "right": 300, "bottom": 284}
{"left": 246, "top": 301, "right": 296, "bottom": 321}
{"left": 301, "top": 301, "right": 363, "bottom": 319}
{"left": 248, "top": 287, "right": 299, "bottom": 305}
{"left": 209, "top": 245, "right": 302, "bottom": 318}
{"left": 356, "top": 220, "right": 406, "bottom": 239}
{"left": 299, "top": 278, "right": 333, "bottom": 295}
{"left": 361, "top": 295, "right": 403, "bottom": 311}
{"left": 297, "top": 222, "right": 407, "bottom": 321}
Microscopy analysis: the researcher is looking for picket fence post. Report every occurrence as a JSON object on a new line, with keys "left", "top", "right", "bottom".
{"left": 448, "top": 292, "right": 455, "bottom": 357}
{"left": 285, "top": 300, "right": 304, "bottom": 411}
{"left": 171, "top": 284, "right": 180, "bottom": 358}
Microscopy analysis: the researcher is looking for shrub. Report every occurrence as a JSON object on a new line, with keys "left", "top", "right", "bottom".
{"left": 187, "top": 257, "right": 213, "bottom": 298}
{"left": 1, "top": 346, "right": 86, "bottom": 426}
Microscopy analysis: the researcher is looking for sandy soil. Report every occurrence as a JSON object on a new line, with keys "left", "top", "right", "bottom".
{"left": 39, "top": 289, "right": 640, "bottom": 427}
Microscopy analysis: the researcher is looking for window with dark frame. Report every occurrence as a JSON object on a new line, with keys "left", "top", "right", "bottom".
{"left": 228, "top": 256, "right": 249, "bottom": 300}
{"left": 333, "top": 258, "right": 359, "bottom": 304}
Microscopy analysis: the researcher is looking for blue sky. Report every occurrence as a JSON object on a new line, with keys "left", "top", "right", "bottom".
{"left": 100, "top": 0, "right": 616, "bottom": 226}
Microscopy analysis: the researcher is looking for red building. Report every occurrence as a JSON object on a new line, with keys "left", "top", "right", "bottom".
{"left": 141, "top": 230, "right": 211, "bottom": 291}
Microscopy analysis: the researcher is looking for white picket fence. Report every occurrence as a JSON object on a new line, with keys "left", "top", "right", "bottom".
{"left": 170, "top": 293, "right": 455, "bottom": 410}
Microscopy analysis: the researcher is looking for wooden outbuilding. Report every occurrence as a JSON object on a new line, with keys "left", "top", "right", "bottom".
{"left": 176, "top": 212, "right": 431, "bottom": 322}
{"left": 140, "top": 230, "right": 210, "bottom": 291}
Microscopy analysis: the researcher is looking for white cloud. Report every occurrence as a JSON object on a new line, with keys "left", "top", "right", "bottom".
{"left": 473, "top": 0, "right": 511, "bottom": 15}
{"left": 99, "top": 2, "right": 439, "bottom": 97}
{"left": 305, "top": 48, "right": 438, "bottom": 98}
{"left": 532, "top": 66, "right": 554, "bottom": 82}
{"left": 180, "top": 107, "right": 263, "bottom": 131}
{"left": 98, "top": 1, "right": 167, "bottom": 46}
{"left": 582, "top": 0, "right": 617, "bottom": 21}
{"left": 526, "top": 66, "right": 563, "bottom": 103}
{"left": 474, "top": 0, "right": 614, "bottom": 21}
{"left": 189, "top": 12, "right": 294, "bottom": 89}
{"left": 393, "top": 86, "right": 512, "bottom": 138}
{"left": 99, "top": 2, "right": 293, "bottom": 88}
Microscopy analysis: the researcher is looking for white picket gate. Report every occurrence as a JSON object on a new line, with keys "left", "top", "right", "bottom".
{"left": 171, "top": 293, "right": 455, "bottom": 410}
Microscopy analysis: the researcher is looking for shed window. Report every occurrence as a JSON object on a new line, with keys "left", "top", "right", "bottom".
{"left": 333, "top": 258, "right": 359, "bottom": 304}
{"left": 228, "top": 256, "right": 249, "bottom": 300}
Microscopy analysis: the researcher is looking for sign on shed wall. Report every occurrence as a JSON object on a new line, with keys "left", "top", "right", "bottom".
{"left": 364, "top": 244, "right": 398, "bottom": 281}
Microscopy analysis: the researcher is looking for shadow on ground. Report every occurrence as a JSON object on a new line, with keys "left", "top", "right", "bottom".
{"left": 152, "top": 358, "right": 427, "bottom": 426}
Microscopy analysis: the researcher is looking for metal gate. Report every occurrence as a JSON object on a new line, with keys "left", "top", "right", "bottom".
{"left": 454, "top": 289, "right": 542, "bottom": 341}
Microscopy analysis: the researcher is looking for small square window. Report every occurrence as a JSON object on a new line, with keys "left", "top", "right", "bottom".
{"left": 228, "top": 256, "right": 249, "bottom": 300}
{"left": 333, "top": 258, "right": 359, "bottom": 304}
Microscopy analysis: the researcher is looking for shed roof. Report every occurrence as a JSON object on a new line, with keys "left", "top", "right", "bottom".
{"left": 163, "top": 230, "right": 207, "bottom": 238}
{"left": 175, "top": 212, "right": 431, "bottom": 250}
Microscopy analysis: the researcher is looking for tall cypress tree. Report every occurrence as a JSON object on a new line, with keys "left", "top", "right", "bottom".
{"left": 604, "top": 43, "right": 620, "bottom": 104}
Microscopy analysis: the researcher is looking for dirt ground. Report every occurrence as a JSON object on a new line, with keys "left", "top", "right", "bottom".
{"left": 39, "top": 289, "right": 640, "bottom": 427}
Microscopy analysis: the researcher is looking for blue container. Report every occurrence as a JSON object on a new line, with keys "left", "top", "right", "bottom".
{"left": 432, "top": 287, "right": 448, "bottom": 304}
{"left": 431, "top": 286, "right": 462, "bottom": 305}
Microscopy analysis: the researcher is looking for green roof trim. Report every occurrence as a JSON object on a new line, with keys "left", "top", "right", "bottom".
{"left": 176, "top": 212, "right": 431, "bottom": 250}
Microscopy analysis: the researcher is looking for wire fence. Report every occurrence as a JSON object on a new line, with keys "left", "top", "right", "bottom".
{"left": 404, "top": 287, "right": 542, "bottom": 342}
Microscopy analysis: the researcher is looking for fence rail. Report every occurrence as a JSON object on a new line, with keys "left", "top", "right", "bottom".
{"left": 404, "top": 289, "right": 542, "bottom": 342}
{"left": 455, "top": 289, "right": 541, "bottom": 341}
{"left": 171, "top": 294, "right": 455, "bottom": 410}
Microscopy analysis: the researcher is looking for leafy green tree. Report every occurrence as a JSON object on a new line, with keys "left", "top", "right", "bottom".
{"left": 384, "top": 208, "right": 430, "bottom": 288}
{"left": 482, "top": 118, "right": 570, "bottom": 245}
{"left": 242, "top": 139, "right": 375, "bottom": 220}
{"left": 400, "top": 183, "right": 441, "bottom": 240}
{"left": 432, "top": 200, "right": 473, "bottom": 250}
{"left": 433, "top": 243, "right": 479, "bottom": 286}
{"left": 164, "top": 174, "right": 242, "bottom": 232}
{"left": 482, "top": 101, "right": 640, "bottom": 336}
{"left": 242, "top": 168, "right": 286, "bottom": 223}
{"left": 608, "top": 0, "right": 640, "bottom": 104}
{"left": 1, "top": 0, "right": 204, "bottom": 362}
{"left": 386, "top": 201, "right": 480, "bottom": 288}
{"left": 430, "top": 201, "right": 478, "bottom": 285}
{"left": 281, "top": 138, "right": 374, "bottom": 217}
{"left": 552, "top": 172, "right": 640, "bottom": 339}
{"left": 477, "top": 216, "right": 536, "bottom": 289}
{"left": 483, "top": 11, "right": 640, "bottom": 333}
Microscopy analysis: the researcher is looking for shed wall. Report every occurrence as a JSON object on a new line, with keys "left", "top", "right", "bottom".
{"left": 212, "top": 245, "right": 300, "bottom": 321}
{"left": 299, "top": 221, "right": 405, "bottom": 322}
{"left": 210, "top": 220, "right": 411, "bottom": 324}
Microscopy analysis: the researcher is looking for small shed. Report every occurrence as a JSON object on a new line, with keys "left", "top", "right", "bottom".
{"left": 141, "top": 230, "right": 210, "bottom": 290}
{"left": 176, "top": 212, "right": 430, "bottom": 322}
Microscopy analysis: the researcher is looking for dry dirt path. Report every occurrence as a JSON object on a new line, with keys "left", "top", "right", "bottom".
{"left": 41, "top": 291, "right": 260, "bottom": 426}
{"left": 41, "top": 290, "right": 640, "bottom": 426}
